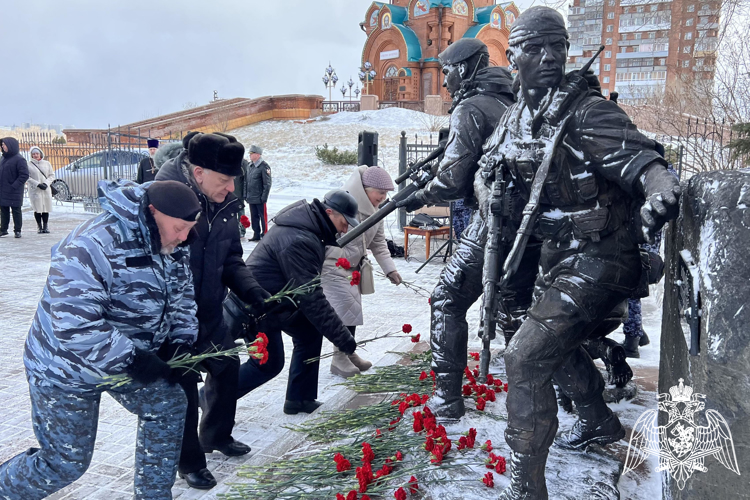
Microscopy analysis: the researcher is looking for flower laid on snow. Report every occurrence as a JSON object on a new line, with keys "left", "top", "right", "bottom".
{"left": 464, "top": 366, "right": 476, "bottom": 385}
{"left": 482, "top": 439, "right": 493, "bottom": 452}
{"left": 395, "top": 450, "right": 404, "bottom": 461}
{"left": 419, "top": 371, "right": 428, "bottom": 381}
{"left": 483, "top": 471, "right": 495, "bottom": 488}
{"left": 240, "top": 215, "right": 251, "bottom": 228}
{"left": 334, "top": 452, "right": 352, "bottom": 472}
{"left": 469, "top": 352, "right": 480, "bottom": 361}
{"left": 411, "top": 333, "right": 421, "bottom": 343}
{"left": 336, "top": 257, "right": 352, "bottom": 270}
{"left": 347, "top": 491, "right": 358, "bottom": 500}
{"left": 408, "top": 476, "right": 419, "bottom": 494}
{"left": 402, "top": 323, "right": 413, "bottom": 333}
{"left": 394, "top": 487, "right": 407, "bottom": 500}
{"left": 476, "top": 397, "right": 487, "bottom": 411}
{"left": 494, "top": 455, "right": 507, "bottom": 474}
{"left": 361, "top": 442, "right": 375, "bottom": 463}
{"left": 487, "top": 453, "right": 507, "bottom": 474}
{"left": 356, "top": 462, "right": 374, "bottom": 492}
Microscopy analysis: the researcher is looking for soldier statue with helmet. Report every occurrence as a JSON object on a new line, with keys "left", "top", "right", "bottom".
{"left": 476, "top": 6, "right": 681, "bottom": 498}
{"left": 401, "top": 38, "right": 541, "bottom": 422}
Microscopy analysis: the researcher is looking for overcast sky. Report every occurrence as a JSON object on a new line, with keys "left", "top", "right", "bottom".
{"left": 2, "top": 0, "right": 537, "bottom": 129}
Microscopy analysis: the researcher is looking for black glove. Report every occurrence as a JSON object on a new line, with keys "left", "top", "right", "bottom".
{"left": 127, "top": 348, "right": 174, "bottom": 384}
{"left": 241, "top": 284, "right": 272, "bottom": 312}
{"left": 156, "top": 342, "right": 199, "bottom": 383}
{"left": 37, "top": 183, "right": 48, "bottom": 190}
{"left": 639, "top": 164, "right": 681, "bottom": 243}
{"left": 338, "top": 334, "right": 357, "bottom": 356}
{"left": 400, "top": 192, "right": 425, "bottom": 213}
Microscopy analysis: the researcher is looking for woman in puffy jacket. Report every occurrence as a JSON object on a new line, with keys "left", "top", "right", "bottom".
{"left": 26, "top": 146, "right": 55, "bottom": 233}
{"left": 321, "top": 165, "right": 403, "bottom": 378}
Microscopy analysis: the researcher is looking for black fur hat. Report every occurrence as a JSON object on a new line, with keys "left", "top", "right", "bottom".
{"left": 187, "top": 133, "right": 244, "bottom": 177}
{"left": 182, "top": 131, "right": 201, "bottom": 149}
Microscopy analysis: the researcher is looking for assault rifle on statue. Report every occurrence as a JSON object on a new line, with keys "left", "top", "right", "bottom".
{"left": 336, "top": 144, "right": 446, "bottom": 248}
{"left": 478, "top": 45, "right": 606, "bottom": 381}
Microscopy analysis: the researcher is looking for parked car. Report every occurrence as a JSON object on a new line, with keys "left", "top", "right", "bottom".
{"left": 52, "top": 149, "right": 148, "bottom": 201}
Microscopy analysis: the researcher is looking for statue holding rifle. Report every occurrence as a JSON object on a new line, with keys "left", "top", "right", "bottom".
{"left": 478, "top": 7, "right": 681, "bottom": 499}
{"left": 399, "top": 38, "right": 541, "bottom": 423}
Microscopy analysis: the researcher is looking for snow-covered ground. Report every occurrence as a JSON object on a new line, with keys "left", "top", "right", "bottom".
{"left": 0, "top": 108, "right": 663, "bottom": 499}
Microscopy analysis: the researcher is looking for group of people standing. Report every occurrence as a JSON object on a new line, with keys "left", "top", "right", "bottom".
{"left": 0, "top": 126, "right": 403, "bottom": 498}
{"left": 0, "top": 137, "right": 55, "bottom": 237}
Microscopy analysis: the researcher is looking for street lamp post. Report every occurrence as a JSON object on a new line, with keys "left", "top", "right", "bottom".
{"left": 347, "top": 77, "right": 355, "bottom": 102}
{"left": 358, "top": 62, "right": 377, "bottom": 96}
{"left": 321, "top": 63, "right": 338, "bottom": 102}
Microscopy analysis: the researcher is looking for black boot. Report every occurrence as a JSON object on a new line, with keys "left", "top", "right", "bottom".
{"left": 431, "top": 371, "right": 465, "bottom": 423}
{"left": 42, "top": 221, "right": 49, "bottom": 234}
{"left": 498, "top": 452, "right": 549, "bottom": 500}
{"left": 555, "top": 398, "right": 625, "bottom": 450}
{"left": 639, "top": 331, "right": 650, "bottom": 346}
{"left": 622, "top": 335, "right": 640, "bottom": 358}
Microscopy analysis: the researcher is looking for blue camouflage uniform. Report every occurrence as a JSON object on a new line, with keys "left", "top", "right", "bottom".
{"left": 0, "top": 180, "right": 198, "bottom": 500}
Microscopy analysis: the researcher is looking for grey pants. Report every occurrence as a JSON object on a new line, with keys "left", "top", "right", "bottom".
{"left": 0, "top": 380, "right": 187, "bottom": 500}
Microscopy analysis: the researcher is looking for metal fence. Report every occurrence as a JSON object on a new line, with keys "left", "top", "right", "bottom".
{"left": 653, "top": 118, "right": 750, "bottom": 180}
{"left": 380, "top": 101, "right": 425, "bottom": 112}
{"left": 321, "top": 101, "right": 361, "bottom": 113}
{"left": 397, "top": 131, "right": 447, "bottom": 229}
{"left": 19, "top": 129, "right": 183, "bottom": 212}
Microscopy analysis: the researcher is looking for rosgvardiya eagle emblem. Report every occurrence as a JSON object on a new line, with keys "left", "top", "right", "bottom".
{"left": 624, "top": 378, "right": 740, "bottom": 490}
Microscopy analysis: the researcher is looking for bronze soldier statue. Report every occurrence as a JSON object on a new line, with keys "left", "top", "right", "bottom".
{"left": 479, "top": 7, "right": 680, "bottom": 499}
{"left": 401, "top": 38, "right": 540, "bottom": 422}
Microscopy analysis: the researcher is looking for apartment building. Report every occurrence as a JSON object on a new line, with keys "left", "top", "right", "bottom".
{"left": 567, "top": 0, "right": 719, "bottom": 104}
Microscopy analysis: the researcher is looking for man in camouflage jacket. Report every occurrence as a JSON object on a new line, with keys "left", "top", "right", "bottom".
{"left": 0, "top": 179, "right": 201, "bottom": 500}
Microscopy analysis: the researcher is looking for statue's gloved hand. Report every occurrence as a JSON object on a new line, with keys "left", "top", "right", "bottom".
{"left": 607, "top": 360, "right": 633, "bottom": 388}
{"left": 400, "top": 192, "right": 425, "bottom": 213}
{"left": 386, "top": 270, "right": 402, "bottom": 285}
{"left": 639, "top": 163, "right": 681, "bottom": 243}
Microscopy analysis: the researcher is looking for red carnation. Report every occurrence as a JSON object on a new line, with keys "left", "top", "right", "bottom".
{"left": 494, "top": 379, "right": 503, "bottom": 389}
{"left": 469, "top": 352, "right": 480, "bottom": 361}
{"left": 495, "top": 455, "right": 507, "bottom": 474}
{"left": 504, "top": 382, "right": 509, "bottom": 392}
{"left": 413, "top": 411, "right": 424, "bottom": 432}
{"left": 482, "top": 439, "right": 493, "bottom": 452}
{"left": 362, "top": 496, "right": 371, "bottom": 500}
{"left": 486, "top": 374, "right": 495, "bottom": 384}
{"left": 419, "top": 371, "right": 428, "bottom": 381}
{"left": 430, "top": 370, "right": 436, "bottom": 381}
{"left": 466, "top": 428, "right": 477, "bottom": 448}
{"left": 464, "top": 366, "right": 476, "bottom": 384}
{"left": 411, "top": 333, "right": 421, "bottom": 343}
{"left": 334, "top": 452, "right": 352, "bottom": 472}
{"left": 483, "top": 472, "right": 495, "bottom": 488}
{"left": 347, "top": 491, "right": 358, "bottom": 500}
{"left": 424, "top": 436, "right": 435, "bottom": 452}
{"left": 337, "top": 494, "right": 345, "bottom": 500}
{"left": 398, "top": 401, "right": 409, "bottom": 415}
{"left": 462, "top": 384, "right": 472, "bottom": 396}
{"left": 394, "top": 487, "right": 407, "bottom": 500}
{"left": 395, "top": 450, "right": 404, "bottom": 461}
{"left": 362, "top": 442, "right": 375, "bottom": 463}
{"left": 421, "top": 394, "right": 429, "bottom": 404}
{"left": 458, "top": 436, "right": 468, "bottom": 450}
{"left": 350, "top": 271, "right": 361, "bottom": 286}
{"left": 336, "top": 258, "right": 352, "bottom": 270}
{"left": 375, "top": 428, "right": 382, "bottom": 438}
{"left": 430, "top": 447, "right": 444, "bottom": 464}
{"left": 402, "top": 324, "right": 413, "bottom": 333}
{"left": 408, "top": 476, "right": 419, "bottom": 494}
{"left": 476, "top": 397, "right": 486, "bottom": 411}
{"left": 240, "top": 215, "right": 251, "bottom": 228}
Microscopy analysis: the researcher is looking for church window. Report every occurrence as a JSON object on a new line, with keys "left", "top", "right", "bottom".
{"left": 385, "top": 65, "right": 399, "bottom": 78}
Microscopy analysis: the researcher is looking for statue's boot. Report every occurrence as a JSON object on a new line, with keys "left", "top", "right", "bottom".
{"left": 431, "top": 371, "right": 464, "bottom": 423}
{"left": 554, "top": 398, "right": 625, "bottom": 450}
{"left": 497, "top": 452, "right": 549, "bottom": 500}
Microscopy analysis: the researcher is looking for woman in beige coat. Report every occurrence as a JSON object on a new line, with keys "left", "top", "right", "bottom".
{"left": 321, "top": 165, "right": 402, "bottom": 377}
{"left": 26, "top": 146, "right": 55, "bottom": 233}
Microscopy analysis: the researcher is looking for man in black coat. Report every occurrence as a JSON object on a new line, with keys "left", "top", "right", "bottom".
{"left": 245, "top": 145, "right": 272, "bottom": 240}
{"left": 235, "top": 159, "right": 248, "bottom": 238}
{"left": 155, "top": 132, "right": 270, "bottom": 490}
{"left": 235, "top": 190, "right": 358, "bottom": 415}
{"left": 135, "top": 138, "right": 160, "bottom": 184}
{"left": 0, "top": 137, "right": 29, "bottom": 238}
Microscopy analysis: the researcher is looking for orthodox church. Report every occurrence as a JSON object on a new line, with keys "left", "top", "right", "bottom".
{"left": 360, "top": 0, "right": 519, "bottom": 103}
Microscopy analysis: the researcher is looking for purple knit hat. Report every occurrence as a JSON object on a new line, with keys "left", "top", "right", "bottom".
{"left": 361, "top": 166, "right": 395, "bottom": 191}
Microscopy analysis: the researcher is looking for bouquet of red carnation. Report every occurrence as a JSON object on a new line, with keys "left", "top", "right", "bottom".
{"left": 240, "top": 215, "right": 251, "bottom": 229}
{"left": 247, "top": 332, "right": 270, "bottom": 365}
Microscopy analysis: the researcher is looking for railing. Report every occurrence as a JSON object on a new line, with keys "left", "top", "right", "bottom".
{"left": 379, "top": 101, "right": 425, "bottom": 112}
{"left": 19, "top": 129, "right": 183, "bottom": 213}
{"left": 321, "top": 101, "right": 361, "bottom": 113}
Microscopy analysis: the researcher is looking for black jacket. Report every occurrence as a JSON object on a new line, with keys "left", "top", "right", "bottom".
{"left": 245, "top": 199, "right": 355, "bottom": 349}
{"left": 234, "top": 160, "right": 248, "bottom": 203}
{"left": 245, "top": 159, "right": 272, "bottom": 204}
{"left": 136, "top": 157, "right": 157, "bottom": 184}
{"left": 0, "top": 137, "right": 29, "bottom": 207}
{"left": 155, "top": 151, "right": 267, "bottom": 350}
{"left": 416, "top": 67, "right": 515, "bottom": 205}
